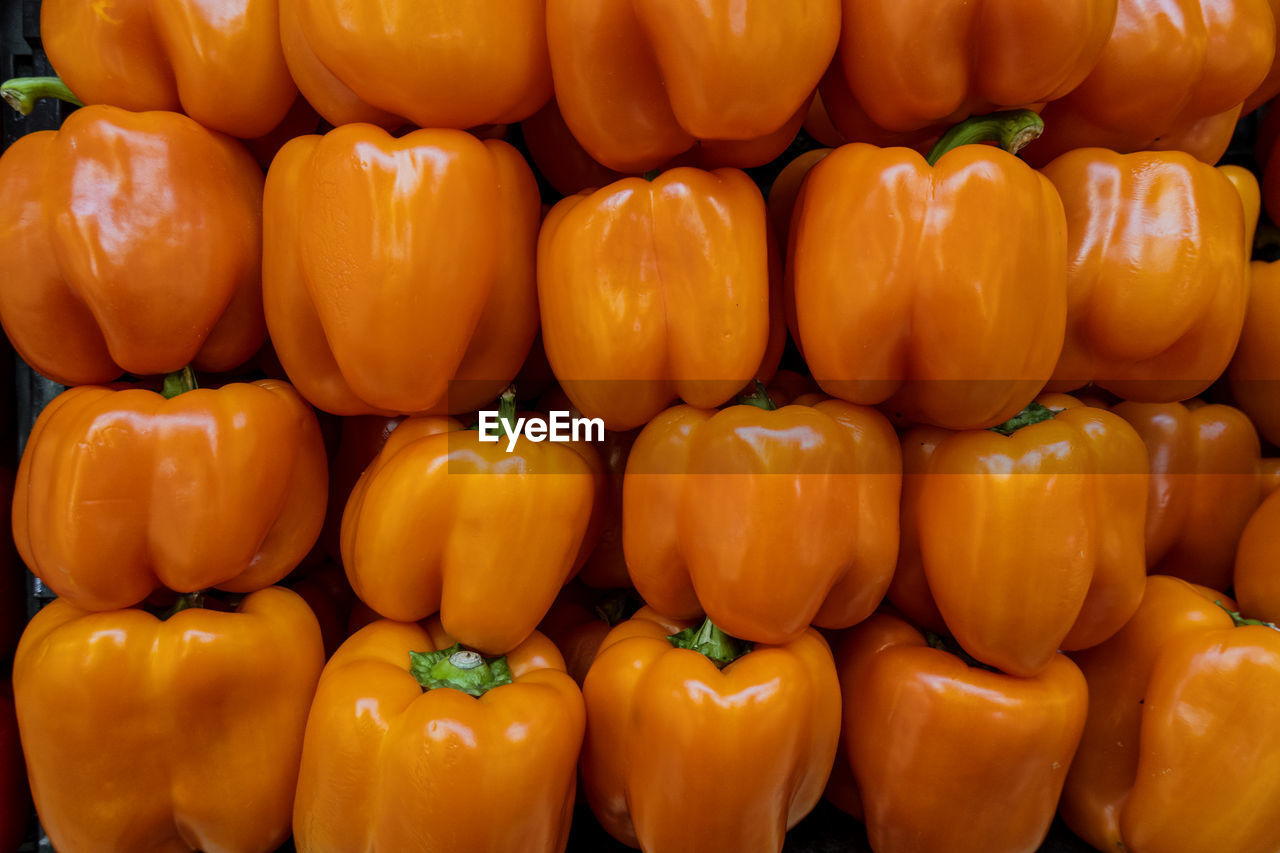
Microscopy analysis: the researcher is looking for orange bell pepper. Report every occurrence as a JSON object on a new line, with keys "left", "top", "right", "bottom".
{"left": 0, "top": 102, "right": 266, "bottom": 386}
{"left": 545, "top": 0, "right": 839, "bottom": 172}
{"left": 40, "top": 0, "right": 296, "bottom": 137}
{"left": 582, "top": 607, "right": 840, "bottom": 852}
{"left": 14, "top": 372, "right": 327, "bottom": 612}
{"left": 890, "top": 394, "right": 1148, "bottom": 677}
{"left": 767, "top": 148, "right": 832, "bottom": 255}
{"left": 279, "top": 0, "right": 551, "bottom": 130}
{"left": 341, "top": 396, "right": 600, "bottom": 654}
{"left": 264, "top": 125, "right": 540, "bottom": 416}
{"left": 521, "top": 99, "right": 627, "bottom": 197}
{"left": 1235, "top": 489, "right": 1280, "bottom": 624}
{"left": 538, "top": 167, "right": 775, "bottom": 431}
{"left": 1110, "top": 399, "right": 1262, "bottom": 590}
{"left": 294, "top": 619, "right": 583, "bottom": 853}
{"left": 623, "top": 387, "right": 901, "bottom": 645}
{"left": 1032, "top": 0, "right": 1277, "bottom": 164}
{"left": 1262, "top": 457, "right": 1280, "bottom": 497}
{"left": 14, "top": 587, "right": 324, "bottom": 853}
{"left": 1229, "top": 261, "right": 1280, "bottom": 445}
{"left": 1041, "top": 152, "right": 1255, "bottom": 401}
{"left": 1062, "top": 575, "right": 1280, "bottom": 853}
{"left": 788, "top": 111, "right": 1068, "bottom": 430}
{"left": 824, "top": 0, "right": 1116, "bottom": 136}
{"left": 835, "top": 612, "right": 1087, "bottom": 853}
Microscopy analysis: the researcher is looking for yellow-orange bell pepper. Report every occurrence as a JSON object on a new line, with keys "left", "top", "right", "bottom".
{"left": 545, "top": 0, "right": 839, "bottom": 172}
{"left": 14, "top": 374, "right": 328, "bottom": 611}
{"left": 14, "top": 587, "right": 324, "bottom": 853}
{"left": 293, "top": 619, "right": 583, "bottom": 853}
{"left": 264, "top": 125, "right": 540, "bottom": 416}
{"left": 40, "top": 0, "right": 296, "bottom": 137}
{"left": 824, "top": 0, "right": 1116, "bottom": 137}
{"left": 341, "top": 400, "right": 600, "bottom": 654}
{"left": 538, "top": 167, "right": 775, "bottom": 431}
{"left": 1062, "top": 575, "right": 1280, "bottom": 853}
{"left": 1041, "top": 152, "right": 1256, "bottom": 401}
{"left": 0, "top": 103, "right": 266, "bottom": 386}
{"left": 1235, "top": 489, "right": 1280, "bottom": 624}
{"left": 890, "top": 394, "right": 1148, "bottom": 677}
{"left": 622, "top": 389, "right": 901, "bottom": 645}
{"left": 581, "top": 607, "right": 840, "bottom": 852}
{"left": 788, "top": 111, "right": 1068, "bottom": 430}
{"left": 1229, "top": 260, "right": 1280, "bottom": 446}
{"left": 1032, "top": 0, "right": 1277, "bottom": 164}
{"left": 836, "top": 612, "right": 1087, "bottom": 853}
{"left": 1110, "top": 399, "right": 1262, "bottom": 590}
{"left": 279, "top": 0, "right": 551, "bottom": 130}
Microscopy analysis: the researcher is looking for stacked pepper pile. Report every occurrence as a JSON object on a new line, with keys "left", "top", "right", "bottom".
{"left": 1, "top": 1, "right": 1280, "bottom": 852}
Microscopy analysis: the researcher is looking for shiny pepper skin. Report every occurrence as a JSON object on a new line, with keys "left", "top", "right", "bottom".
{"left": 1229, "top": 261, "right": 1280, "bottom": 446}
{"left": 42, "top": 0, "right": 297, "bottom": 138}
{"left": 623, "top": 397, "right": 901, "bottom": 645}
{"left": 787, "top": 139, "right": 1068, "bottom": 430}
{"left": 0, "top": 105, "right": 266, "bottom": 386}
{"left": 14, "top": 380, "right": 328, "bottom": 611}
{"left": 824, "top": 0, "right": 1117, "bottom": 136}
{"left": 14, "top": 587, "right": 325, "bottom": 853}
{"left": 1042, "top": 152, "right": 1256, "bottom": 401}
{"left": 293, "top": 620, "right": 584, "bottom": 853}
{"left": 279, "top": 0, "right": 551, "bottom": 130}
{"left": 836, "top": 612, "right": 1088, "bottom": 853}
{"left": 1235, "top": 489, "right": 1280, "bottom": 624}
{"left": 264, "top": 126, "right": 541, "bottom": 416}
{"left": 891, "top": 394, "right": 1149, "bottom": 677}
{"left": 341, "top": 417, "right": 600, "bottom": 655}
{"left": 538, "top": 168, "right": 775, "bottom": 431}
{"left": 1062, "top": 575, "right": 1280, "bottom": 853}
{"left": 581, "top": 608, "right": 840, "bottom": 853}
{"left": 1031, "top": 0, "right": 1277, "bottom": 165}
{"left": 1110, "top": 400, "right": 1262, "bottom": 590}
{"left": 546, "top": 0, "right": 839, "bottom": 172}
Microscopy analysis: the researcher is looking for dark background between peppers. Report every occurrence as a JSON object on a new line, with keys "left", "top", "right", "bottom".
{"left": 3, "top": 1, "right": 1272, "bottom": 850}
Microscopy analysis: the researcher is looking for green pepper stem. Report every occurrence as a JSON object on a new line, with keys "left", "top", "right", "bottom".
{"left": 925, "top": 109, "right": 1044, "bottom": 166}
{"left": 988, "top": 401, "right": 1057, "bottom": 436}
{"left": 409, "top": 644, "right": 514, "bottom": 696}
{"left": 0, "top": 77, "right": 84, "bottom": 116}
{"left": 161, "top": 367, "right": 198, "bottom": 399}
{"left": 736, "top": 379, "right": 778, "bottom": 411}
{"left": 668, "top": 618, "right": 751, "bottom": 669}
{"left": 160, "top": 592, "right": 205, "bottom": 620}
{"left": 1215, "top": 600, "right": 1280, "bottom": 631}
